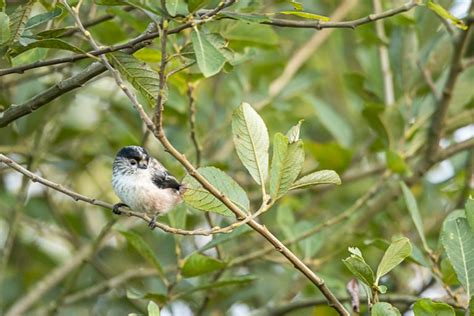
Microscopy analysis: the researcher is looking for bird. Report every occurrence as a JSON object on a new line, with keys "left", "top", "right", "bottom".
{"left": 111, "top": 145, "right": 184, "bottom": 228}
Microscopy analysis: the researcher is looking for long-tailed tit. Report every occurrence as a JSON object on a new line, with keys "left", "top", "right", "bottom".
{"left": 112, "top": 146, "right": 184, "bottom": 227}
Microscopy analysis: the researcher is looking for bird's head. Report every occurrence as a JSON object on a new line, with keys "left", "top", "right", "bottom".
{"left": 113, "top": 146, "right": 150, "bottom": 173}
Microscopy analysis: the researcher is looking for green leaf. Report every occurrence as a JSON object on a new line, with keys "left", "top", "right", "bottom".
{"left": 168, "top": 204, "right": 187, "bottom": 229}
{"left": 400, "top": 182, "right": 428, "bottom": 251}
{"left": 232, "top": 102, "right": 270, "bottom": 186}
{"left": 466, "top": 197, "right": 474, "bottom": 233}
{"left": 441, "top": 216, "right": 474, "bottom": 297}
{"left": 147, "top": 301, "right": 160, "bottom": 316}
{"left": 413, "top": 298, "right": 454, "bottom": 316}
{"left": 166, "top": 0, "right": 179, "bottom": 15}
{"left": 286, "top": 119, "right": 303, "bottom": 143}
{"left": 191, "top": 28, "right": 226, "bottom": 77}
{"left": 25, "top": 7, "right": 62, "bottom": 30}
{"left": 119, "top": 230, "right": 165, "bottom": 276}
{"left": 182, "top": 166, "right": 249, "bottom": 216}
{"left": 127, "top": 288, "right": 168, "bottom": 304}
{"left": 386, "top": 150, "right": 407, "bottom": 174}
{"left": 181, "top": 253, "right": 226, "bottom": 278}
{"left": 287, "top": 0, "right": 303, "bottom": 11}
{"left": 426, "top": 1, "right": 467, "bottom": 30}
{"left": 362, "top": 104, "right": 390, "bottom": 148}
{"left": 371, "top": 302, "right": 401, "bottom": 316}
{"left": 376, "top": 284, "right": 387, "bottom": 294}
{"left": 10, "top": 39, "right": 85, "bottom": 57}
{"left": 289, "top": 170, "right": 341, "bottom": 190}
{"left": 134, "top": 48, "right": 162, "bottom": 63}
{"left": 219, "top": 12, "right": 270, "bottom": 24}
{"left": 375, "top": 237, "right": 412, "bottom": 283}
{"left": 109, "top": 52, "right": 160, "bottom": 107}
{"left": 343, "top": 255, "right": 375, "bottom": 286}
{"left": 269, "top": 133, "right": 304, "bottom": 200}
{"left": 187, "top": 0, "right": 211, "bottom": 12}
{"left": 279, "top": 11, "right": 330, "bottom": 21}
{"left": 440, "top": 258, "right": 460, "bottom": 286}
{"left": 306, "top": 142, "right": 352, "bottom": 172}
{"left": 306, "top": 96, "right": 353, "bottom": 147}
{"left": 365, "top": 238, "right": 429, "bottom": 267}
{"left": 0, "top": 12, "right": 10, "bottom": 45}
{"left": 7, "top": 0, "right": 35, "bottom": 45}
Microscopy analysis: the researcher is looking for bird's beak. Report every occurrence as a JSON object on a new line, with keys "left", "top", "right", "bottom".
{"left": 138, "top": 160, "right": 148, "bottom": 169}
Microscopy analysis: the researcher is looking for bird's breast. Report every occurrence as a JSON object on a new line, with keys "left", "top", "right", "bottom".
{"left": 112, "top": 172, "right": 181, "bottom": 214}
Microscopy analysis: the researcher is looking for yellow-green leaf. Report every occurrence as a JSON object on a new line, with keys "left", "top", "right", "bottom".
{"left": 289, "top": 170, "right": 341, "bottom": 190}
{"left": 181, "top": 253, "right": 226, "bottom": 278}
{"left": 441, "top": 216, "right": 474, "bottom": 297}
{"left": 269, "top": 133, "right": 304, "bottom": 200}
{"left": 376, "top": 237, "right": 412, "bottom": 283}
{"left": 0, "top": 12, "right": 10, "bottom": 45}
{"left": 279, "top": 11, "right": 330, "bottom": 21}
{"left": 426, "top": 1, "right": 467, "bottom": 30}
{"left": 191, "top": 28, "right": 226, "bottom": 77}
{"left": 182, "top": 166, "right": 249, "bottom": 216}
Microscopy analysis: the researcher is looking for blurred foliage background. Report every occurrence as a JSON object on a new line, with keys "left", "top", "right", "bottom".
{"left": 0, "top": 0, "right": 473, "bottom": 315}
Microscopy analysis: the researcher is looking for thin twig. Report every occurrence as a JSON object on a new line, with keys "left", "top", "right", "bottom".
{"left": 154, "top": 18, "right": 169, "bottom": 130}
{"left": 0, "top": 154, "right": 274, "bottom": 236}
{"left": 0, "top": 1, "right": 419, "bottom": 78}
{"left": 425, "top": 8, "right": 473, "bottom": 164}
{"left": 65, "top": 0, "right": 350, "bottom": 312}
{"left": 268, "top": 293, "right": 461, "bottom": 316}
{"left": 187, "top": 83, "right": 201, "bottom": 167}
{"left": 372, "top": 0, "right": 395, "bottom": 106}
{"left": 231, "top": 171, "right": 391, "bottom": 266}
{"left": 0, "top": 23, "right": 159, "bottom": 128}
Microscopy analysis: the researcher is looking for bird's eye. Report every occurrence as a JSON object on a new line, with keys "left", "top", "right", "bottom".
{"left": 130, "top": 159, "right": 137, "bottom": 166}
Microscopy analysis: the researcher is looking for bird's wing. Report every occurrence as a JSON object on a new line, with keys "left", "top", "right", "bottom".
{"left": 152, "top": 171, "right": 181, "bottom": 190}
{"left": 149, "top": 157, "right": 181, "bottom": 190}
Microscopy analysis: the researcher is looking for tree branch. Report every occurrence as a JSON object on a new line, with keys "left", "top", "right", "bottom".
{"left": 187, "top": 83, "right": 202, "bottom": 167}
{"left": 64, "top": 0, "right": 349, "bottom": 312}
{"left": 0, "top": 154, "right": 273, "bottom": 236}
{"left": 231, "top": 137, "right": 474, "bottom": 266}
{"left": 268, "top": 293, "right": 461, "bottom": 316}
{"left": 0, "top": 1, "right": 419, "bottom": 78}
{"left": 425, "top": 10, "right": 473, "bottom": 163}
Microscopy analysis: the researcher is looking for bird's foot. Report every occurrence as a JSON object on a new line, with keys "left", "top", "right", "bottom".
{"left": 112, "top": 203, "right": 128, "bottom": 215}
{"left": 148, "top": 214, "right": 158, "bottom": 230}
